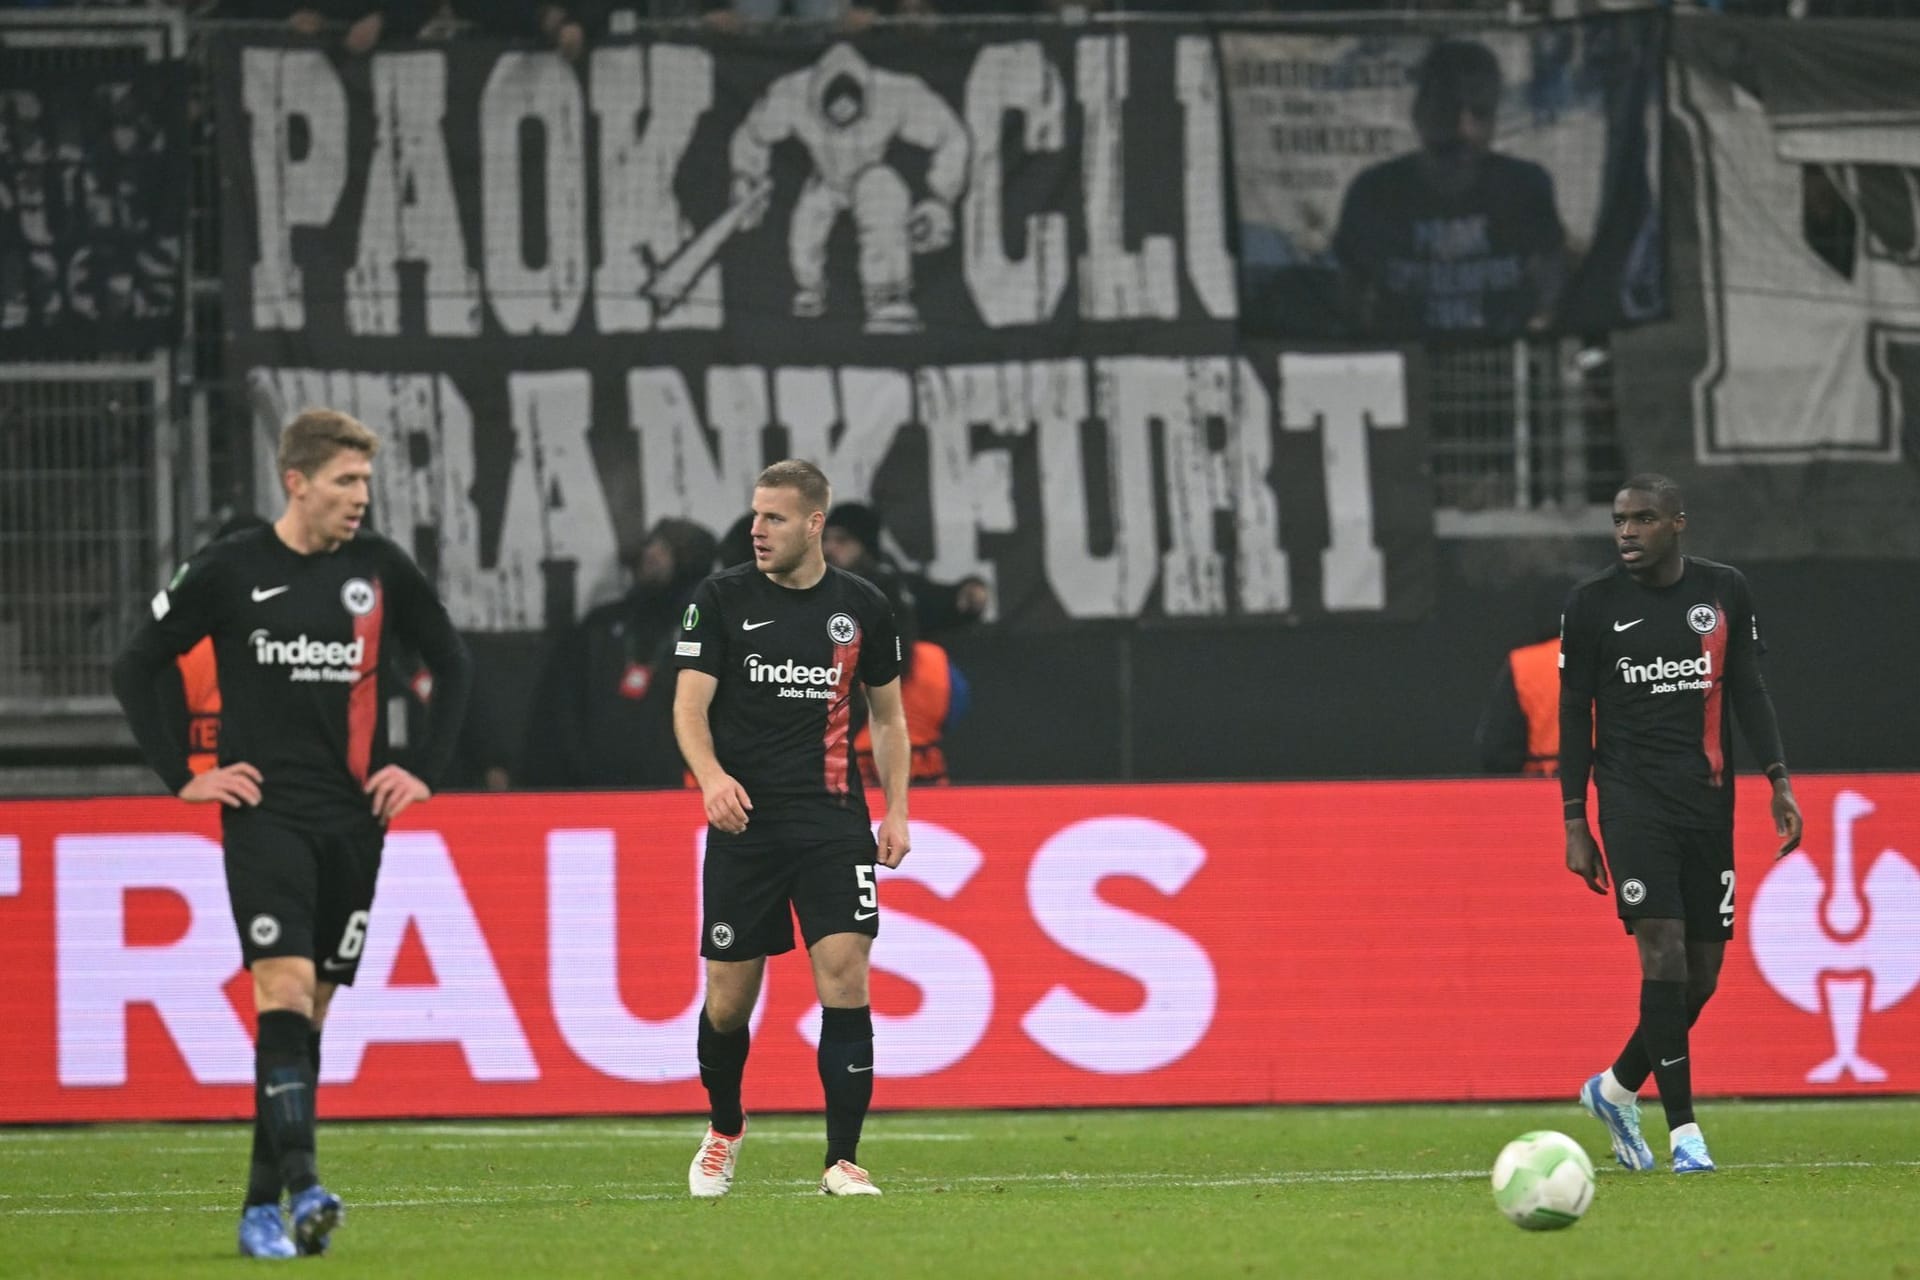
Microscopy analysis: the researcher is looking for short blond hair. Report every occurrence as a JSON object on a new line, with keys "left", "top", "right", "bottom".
{"left": 279, "top": 408, "right": 378, "bottom": 485}
{"left": 755, "top": 459, "right": 832, "bottom": 517}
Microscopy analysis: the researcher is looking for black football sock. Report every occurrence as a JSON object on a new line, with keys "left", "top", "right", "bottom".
{"left": 244, "top": 1114, "right": 280, "bottom": 1208}
{"left": 817, "top": 1005, "right": 874, "bottom": 1169}
{"left": 697, "top": 1009, "right": 750, "bottom": 1137}
{"left": 245, "top": 1023, "right": 325, "bottom": 1206}
{"left": 256, "top": 1010, "right": 318, "bottom": 1195}
{"left": 308, "top": 1027, "right": 323, "bottom": 1166}
{"left": 1610, "top": 989, "right": 1710, "bottom": 1092}
{"left": 1639, "top": 979, "right": 1695, "bottom": 1130}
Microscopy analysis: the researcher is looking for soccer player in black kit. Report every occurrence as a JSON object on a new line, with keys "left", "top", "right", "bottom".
{"left": 673, "top": 459, "right": 910, "bottom": 1198}
{"left": 111, "top": 409, "right": 472, "bottom": 1257}
{"left": 1559, "top": 474, "right": 1802, "bottom": 1175}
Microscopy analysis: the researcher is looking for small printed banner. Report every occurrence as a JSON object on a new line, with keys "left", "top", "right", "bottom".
{"left": 1221, "top": 12, "right": 1666, "bottom": 343}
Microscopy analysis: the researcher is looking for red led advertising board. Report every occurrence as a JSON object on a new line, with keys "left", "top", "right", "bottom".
{"left": 2, "top": 776, "right": 1914, "bottom": 1122}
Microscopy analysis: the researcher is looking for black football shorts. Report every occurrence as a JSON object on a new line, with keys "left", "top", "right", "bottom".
{"left": 223, "top": 809, "right": 385, "bottom": 982}
{"left": 700, "top": 829, "right": 881, "bottom": 961}
{"left": 1599, "top": 818, "right": 1736, "bottom": 941}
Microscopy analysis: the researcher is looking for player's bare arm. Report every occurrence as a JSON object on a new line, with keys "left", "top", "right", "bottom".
{"left": 365, "top": 763, "right": 430, "bottom": 823}
{"left": 179, "top": 762, "right": 264, "bottom": 808}
{"left": 864, "top": 677, "right": 912, "bottom": 869}
{"left": 1565, "top": 820, "right": 1608, "bottom": 895}
{"left": 1554, "top": 584, "right": 1599, "bottom": 895}
{"left": 674, "top": 668, "right": 753, "bottom": 834}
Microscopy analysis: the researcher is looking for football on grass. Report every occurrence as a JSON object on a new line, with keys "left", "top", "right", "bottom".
{"left": 1490, "top": 1130, "right": 1595, "bottom": 1230}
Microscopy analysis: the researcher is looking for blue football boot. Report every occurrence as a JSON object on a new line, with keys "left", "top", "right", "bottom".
{"left": 1672, "top": 1132, "right": 1717, "bottom": 1174}
{"left": 237, "top": 1203, "right": 296, "bottom": 1259}
{"left": 1580, "top": 1073, "right": 1656, "bottom": 1171}
{"left": 290, "top": 1184, "right": 344, "bottom": 1255}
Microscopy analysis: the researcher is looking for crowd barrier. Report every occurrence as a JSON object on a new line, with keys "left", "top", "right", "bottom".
{"left": 3, "top": 775, "right": 1915, "bottom": 1122}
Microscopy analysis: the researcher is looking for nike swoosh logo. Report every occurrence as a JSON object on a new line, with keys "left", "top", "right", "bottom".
{"left": 263, "top": 1081, "right": 306, "bottom": 1098}
{"left": 321, "top": 958, "right": 352, "bottom": 972}
{"left": 1659, "top": 1056, "right": 1687, "bottom": 1067}
{"left": 1613, "top": 619, "right": 1643, "bottom": 632}
{"left": 853, "top": 909, "right": 878, "bottom": 921}
{"left": 251, "top": 586, "right": 290, "bottom": 602}
{"left": 742, "top": 619, "right": 774, "bottom": 631}
{"left": 847, "top": 1064, "right": 874, "bottom": 1073}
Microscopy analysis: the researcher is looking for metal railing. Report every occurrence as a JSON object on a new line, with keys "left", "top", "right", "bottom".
{"left": 0, "top": 360, "right": 171, "bottom": 712}
{"left": 1430, "top": 336, "right": 1623, "bottom": 536}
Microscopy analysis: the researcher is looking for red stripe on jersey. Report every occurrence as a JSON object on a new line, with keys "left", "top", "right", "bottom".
{"left": 1700, "top": 600, "right": 1729, "bottom": 787}
{"left": 821, "top": 640, "right": 860, "bottom": 797}
{"left": 347, "top": 581, "right": 385, "bottom": 785}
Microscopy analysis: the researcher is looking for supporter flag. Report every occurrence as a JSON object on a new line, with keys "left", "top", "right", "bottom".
{"left": 1220, "top": 12, "right": 1666, "bottom": 343}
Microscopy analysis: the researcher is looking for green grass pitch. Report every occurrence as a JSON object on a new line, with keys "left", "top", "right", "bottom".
{"left": 3, "top": 1100, "right": 1916, "bottom": 1277}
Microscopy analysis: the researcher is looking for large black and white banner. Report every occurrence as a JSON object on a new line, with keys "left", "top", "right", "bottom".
{"left": 1606, "top": 17, "right": 1920, "bottom": 561}
{"left": 1221, "top": 13, "right": 1666, "bottom": 343}
{"left": 213, "top": 28, "right": 1432, "bottom": 632}
{"left": 1673, "top": 17, "right": 1920, "bottom": 465}
{"left": 0, "top": 63, "right": 187, "bottom": 358}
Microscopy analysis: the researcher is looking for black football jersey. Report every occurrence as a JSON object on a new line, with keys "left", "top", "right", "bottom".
{"left": 112, "top": 525, "right": 472, "bottom": 824}
{"left": 674, "top": 564, "right": 901, "bottom": 833}
{"left": 1559, "top": 557, "right": 1781, "bottom": 829}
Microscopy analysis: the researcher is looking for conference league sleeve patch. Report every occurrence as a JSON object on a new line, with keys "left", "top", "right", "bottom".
{"left": 150, "top": 560, "right": 192, "bottom": 619}
{"left": 148, "top": 551, "right": 232, "bottom": 645}
{"left": 674, "top": 578, "right": 725, "bottom": 674}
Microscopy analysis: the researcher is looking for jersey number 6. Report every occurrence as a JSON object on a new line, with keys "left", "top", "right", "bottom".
{"left": 337, "top": 910, "right": 370, "bottom": 961}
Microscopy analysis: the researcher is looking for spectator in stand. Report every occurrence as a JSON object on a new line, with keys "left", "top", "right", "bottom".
{"left": 591, "top": 1, "right": 723, "bottom": 25}
{"left": 208, "top": 2, "right": 435, "bottom": 54}
{"left": 704, "top": 0, "right": 880, "bottom": 30}
{"left": 594, "top": 0, "right": 1013, "bottom": 26}
{"left": 381, "top": 636, "right": 517, "bottom": 792}
{"left": 445, "top": 2, "right": 595, "bottom": 59}
{"left": 715, "top": 511, "right": 755, "bottom": 571}
{"left": 1332, "top": 37, "right": 1569, "bottom": 339}
{"left": 909, "top": 1, "right": 1108, "bottom": 14}
{"left": 520, "top": 517, "right": 717, "bottom": 789}
{"left": 823, "top": 502, "right": 987, "bottom": 638}
{"left": 1477, "top": 630, "right": 1561, "bottom": 777}
{"left": 821, "top": 502, "right": 977, "bottom": 786}
{"left": 731, "top": 0, "right": 849, "bottom": 22}
{"left": 1475, "top": 583, "right": 1573, "bottom": 777}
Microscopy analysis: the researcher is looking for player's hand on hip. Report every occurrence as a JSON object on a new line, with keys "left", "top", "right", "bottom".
{"left": 876, "top": 812, "right": 911, "bottom": 869}
{"left": 179, "top": 762, "right": 263, "bottom": 808}
{"left": 1565, "top": 825, "right": 1608, "bottom": 895}
{"left": 365, "top": 764, "right": 430, "bottom": 823}
{"left": 703, "top": 775, "right": 753, "bottom": 835}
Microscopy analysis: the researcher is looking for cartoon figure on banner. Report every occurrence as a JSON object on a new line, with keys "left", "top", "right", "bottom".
{"left": 649, "top": 43, "right": 968, "bottom": 334}
{"left": 1750, "top": 789, "right": 1920, "bottom": 1084}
